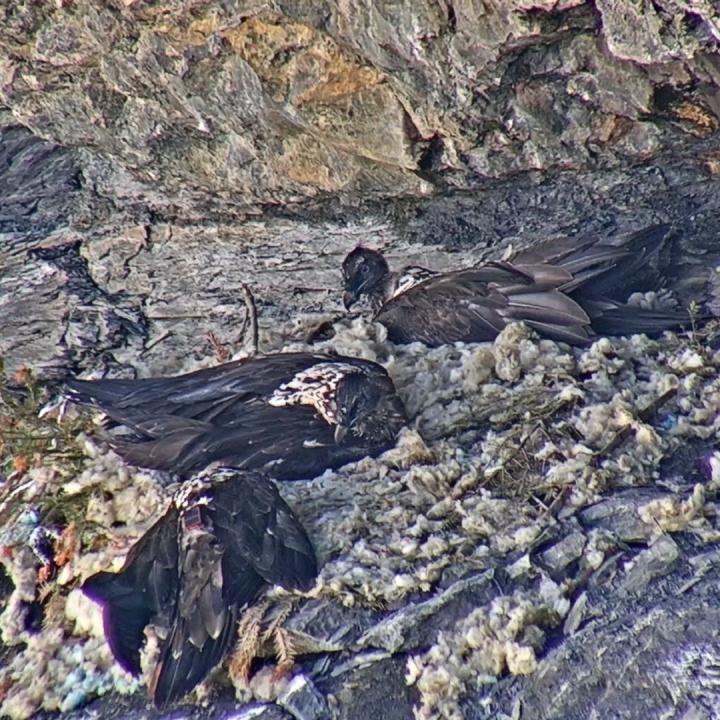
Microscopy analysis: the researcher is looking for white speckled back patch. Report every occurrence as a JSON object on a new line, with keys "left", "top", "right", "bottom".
{"left": 268, "top": 362, "right": 360, "bottom": 426}
{"left": 173, "top": 465, "right": 238, "bottom": 510}
{"left": 392, "top": 267, "right": 437, "bottom": 299}
{"left": 174, "top": 474, "right": 214, "bottom": 511}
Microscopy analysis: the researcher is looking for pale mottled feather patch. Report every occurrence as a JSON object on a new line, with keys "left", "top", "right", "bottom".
{"left": 268, "top": 362, "right": 361, "bottom": 426}
{"left": 173, "top": 467, "right": 233, "bottom": 511}
{"left": 391, "top": 267, "right": 438, "bottom": 300}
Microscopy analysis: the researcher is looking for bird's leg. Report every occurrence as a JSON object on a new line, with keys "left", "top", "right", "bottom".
{"left": 240, "top": 284, "right": 259, "bottom": 356}
{"left": 261, "top": 598, "right": 297, "bottom": 681}
{"left": 269, "top": 627, "right": 297, "bottom": 681}
{"left": 228, "top": 598, "right": 300, "bottom": 685}
{"left": 228, "top": 600, "right": 270, "bottom": 684}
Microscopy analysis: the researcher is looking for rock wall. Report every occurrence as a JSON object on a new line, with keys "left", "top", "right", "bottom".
{"left": 1, "top": 1, "right": 718, "bottom": 216}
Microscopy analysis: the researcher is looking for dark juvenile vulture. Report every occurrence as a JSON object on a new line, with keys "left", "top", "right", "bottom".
{"left": 342, "top": 224, "right": 714, "bottom": 346}
{"left": 66, "top": 352, "right": 407, "bottom": 478}
{"left": 82, "top": 467, "right": 318, "bottom": 707}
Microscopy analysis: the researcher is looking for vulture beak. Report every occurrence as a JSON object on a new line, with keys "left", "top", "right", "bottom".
{"left": 343, "top": 290, "right": 357, "bottom": 310}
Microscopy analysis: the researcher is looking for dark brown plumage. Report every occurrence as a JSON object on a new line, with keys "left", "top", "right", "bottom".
{"left": 65, "top": 352, "right": 407, "bottom": 478}
{"left": 342, "top": 224, "right": 712, "bottom": 347}
{"left": 82, "top": 467, "right": 317, "bottom": 708}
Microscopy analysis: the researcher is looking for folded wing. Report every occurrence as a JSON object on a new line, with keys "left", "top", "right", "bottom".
{"left": 378, "top": 262, "right": 592, "bottom": 346}
{"left": 149, "top": 470, "right": 317, "bottom": 708}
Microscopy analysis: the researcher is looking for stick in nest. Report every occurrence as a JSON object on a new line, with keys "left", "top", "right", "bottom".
{"left": 240, "top": 283, "right": 259, "bottom": 356}
{"left": 592, "top": 386, "right": 678, "bottom": 465}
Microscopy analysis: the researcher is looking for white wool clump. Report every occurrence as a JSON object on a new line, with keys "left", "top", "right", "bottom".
{"left": 326, "top": 318, "right": 388, "bottom": 361}
{"left": 402, "top": 460, "right": 463, "bottom": 499}
{"left": 576, "top": 336, "right": 620, "bottom": 374}
{"left": 0, "top": 627, "right": 138, "bottom": 720}
{"left": 387, "top": 343, "right": 471, "bottom": 418}
{"left": 458, "top": 494, "right": 541, "bottom": 554}
{"left": 511, "top": 523, "right": 544, "bottom": 549}
{"left": 65, "top": 589, "right": 106, "bottom": 639}
{"left": 419, "top": 535, "right": 450, "bottom": 558}
{"left": 70, "top": 547, "right": 130, "bottom": 585}
{"left": 17, "top": 466, "right": 60, "bottom": 502}
{"left": 407, "top": 587, "right": 567, "bottom": 720}
{"left": 668, "top": 373, "right": 720, "bottom": 440}
{"left": 704, "top": 451, "right": 720, "bottom": 489}
{"left": 84, "top": 493, "right": 116, "bottom": 526}
{"left": 280, "top": 315, "right": 387, "bottom": 362}
{"left": 538, "top": 576, "right": 572, "bottom": 617}
{"left": 637, "top": 484, "right": 710, "bottom": 537}
{"left": 460, "top": 346, "right": 496, "bottom": 393}
{"left": 493, "top": 323, "right": 534, "bottom": 382}
{"left": 505, "top": 643, "right": 538, "bottom": 675}
{"left": 4, "top": 303, "right": 720, "bottom": 716}
{"left": 574, "top": 399, "right": 634, "bottom": 445}
{"left": 634, "top": 421, "right": 661, "bottom": 449}
{"left": 288, "top": 438, "right": 479, "bottom": 606}
{"left": 380, "top": 428, "right": 435, "bottom": 469}
{"left": 0, "top": 429, "right": 171, "bottom": 718}
{"left": 63, "top": 442, "right": 167, "bottom": 526}
{"left": 549, "top": 460, "right": 604, "bottom": 508}
{"left": 667, "top": 348, "right": 705, "bottom": 372}
{"left": 234, "top": 665, "right": 292, "bottom": 703}
{"left": 0, "top": 546, "right": 40, "bottom": 646}
{"left": 626, "top": 290, "right": 677, "bottom": 310}
{"left": 558, "top": 384, "right": 585, "bottom": 403}
{"left": 583, "top": 530, "right": 615, "bottom": 570}
{"left": 110, "top": 473, "right": 168, "bottom": 526}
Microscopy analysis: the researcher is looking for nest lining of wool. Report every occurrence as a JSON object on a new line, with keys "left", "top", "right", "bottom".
{"left": 1, "top": 314, "right": 719, "bottom": 718}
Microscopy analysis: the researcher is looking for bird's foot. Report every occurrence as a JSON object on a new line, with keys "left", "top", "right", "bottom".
{"left": 268, "top": 627, "right": 297, "bottom": 682}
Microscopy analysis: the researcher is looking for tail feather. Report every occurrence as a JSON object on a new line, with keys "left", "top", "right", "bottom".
{"left": 523, "top": 319, "right": 592, "bottom": 344}
{"left": 65, "top": 378, "right": 147, "bottom": 407}
{"left": 82, "top": 508, "right": 178, "bottom": 675}
{"left": 512, "top": 224, "right": 668, "bottom": 294}
{"left": 583, "top": 299, "right": 698, "bottom": 336}
{"left": 502, "top": 290, "right": 591, "bottom": 326}
{"left": 150, "top": 605, "right": 240, "bottom": 708}
{"left": 109, "top": 428, "right": 205, "bottom": 472}
{"left": 563, "top": 225, "right": 673, "bottom": 299}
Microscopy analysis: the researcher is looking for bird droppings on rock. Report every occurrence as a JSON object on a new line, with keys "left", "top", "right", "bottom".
{"left": 1, "top": 312, "right": 720, "bottom": 718}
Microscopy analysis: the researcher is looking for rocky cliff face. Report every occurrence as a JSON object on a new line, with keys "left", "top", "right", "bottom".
{"left": 1, "top": 2, "right": 720, "bottom": 720}
{"left": 2, "top": 1, "right": 718, "bottom": 215}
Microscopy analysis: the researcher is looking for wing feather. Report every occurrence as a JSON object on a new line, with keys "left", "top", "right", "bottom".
{"left": 150, "top": 471, "right": 317, "bottom": 707}
{"left": 211, "top": 474, "right": 317, "bottom": 590}
{"left": 81, "top": 506, "right": 179, "bottom": 675}
{"left": 377, "top": 264, "right": 591, "bottom": 346}
{"left": 66, "top": 352, "right": 399, "bottom": 477}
